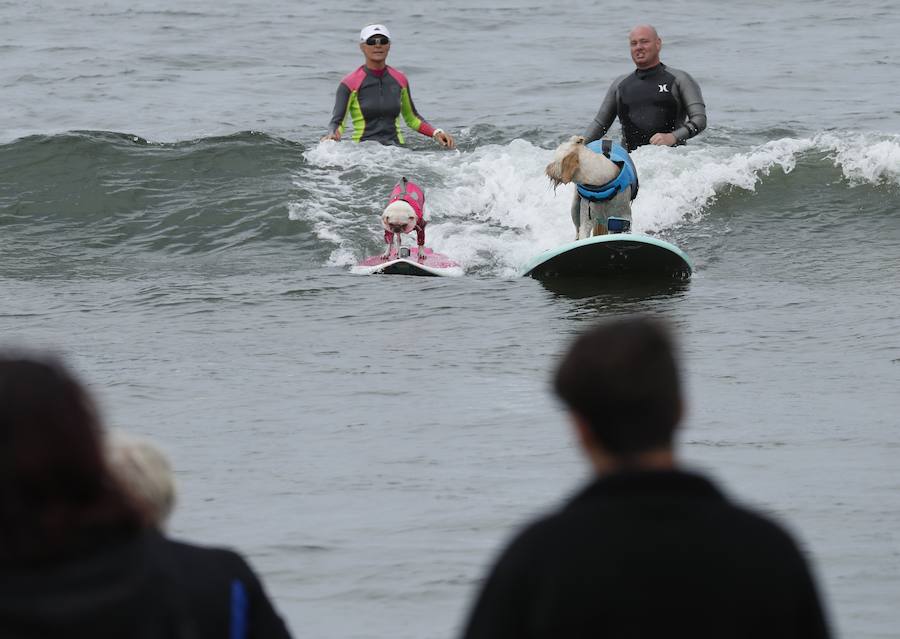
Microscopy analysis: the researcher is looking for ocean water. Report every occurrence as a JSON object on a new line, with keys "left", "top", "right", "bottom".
{"left": 2, "top": 1, "right": 899, "bottom": 637}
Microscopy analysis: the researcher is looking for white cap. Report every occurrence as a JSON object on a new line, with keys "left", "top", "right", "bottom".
{"left": 360, "top": 24, "right": 391, "bottom": 42}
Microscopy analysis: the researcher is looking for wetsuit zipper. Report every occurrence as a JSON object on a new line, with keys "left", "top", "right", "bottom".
{"left": 378, "top": 75, "right": 384, "bottom": 119}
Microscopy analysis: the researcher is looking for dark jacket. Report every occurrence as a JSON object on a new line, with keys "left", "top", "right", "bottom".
{"left": 0, "top": 530, "right": 292, "bottom": 639}
{"left": 462, "top": 469, "right": 830, "bottom": 639}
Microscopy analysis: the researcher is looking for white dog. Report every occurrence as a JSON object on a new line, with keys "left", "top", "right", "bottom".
{"left": 545, "top": 135, "right": 638, "bottom": 240}
{"left": 381, "top": 178, "right": 427, "bottom": 259}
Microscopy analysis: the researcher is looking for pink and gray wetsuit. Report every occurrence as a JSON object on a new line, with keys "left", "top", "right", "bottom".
{"left": 329, "top": 66, "right": 437, "bottom": 145}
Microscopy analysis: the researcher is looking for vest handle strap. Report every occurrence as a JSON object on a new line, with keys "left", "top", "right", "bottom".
{"left": 601, "top": 139, "right": 612, "bottom": 157}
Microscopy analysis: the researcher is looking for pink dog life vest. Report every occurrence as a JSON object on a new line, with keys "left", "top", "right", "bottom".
{"left": 388, "top": 178, "right": 425, "bottom": 220}
{"left": 385, "top": 177, "right": 427, "bottom": 246}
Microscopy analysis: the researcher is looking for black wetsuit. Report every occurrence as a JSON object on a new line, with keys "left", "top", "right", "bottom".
{"left": 461, "top": 470, "right": 831, "bottom": 639}
{"left": 585, "top": 63, "right": 707, "bottom": 150}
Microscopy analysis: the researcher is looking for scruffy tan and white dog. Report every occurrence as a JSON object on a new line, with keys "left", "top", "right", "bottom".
{"left": 545, "top": 135, "right": 637, "bottom": 240}
{"left": 381, "top": 177, "right": 427, "bottom": 258}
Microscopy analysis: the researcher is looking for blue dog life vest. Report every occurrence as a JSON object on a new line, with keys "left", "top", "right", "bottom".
{"left": 576, "top": 140, "right": 639, "bottom": 202}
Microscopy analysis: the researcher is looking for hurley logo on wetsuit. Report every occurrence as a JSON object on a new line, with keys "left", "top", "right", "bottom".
{"left": 658, "top": 84, "right": 669, "bottom": 92}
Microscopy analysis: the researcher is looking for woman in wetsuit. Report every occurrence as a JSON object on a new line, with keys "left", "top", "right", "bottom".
{"left": 324, "top": 24, "right": 456, "bottom": 149}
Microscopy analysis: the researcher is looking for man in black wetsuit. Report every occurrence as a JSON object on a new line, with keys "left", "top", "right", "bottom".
{"left": 585, "top": 24, "right": 707, "bottom": 150}
{"left": 460, "top": 317, "right": 832, "bottom": 639}
{"left": 567, "top": 25, "right": 706, "bottom": 230}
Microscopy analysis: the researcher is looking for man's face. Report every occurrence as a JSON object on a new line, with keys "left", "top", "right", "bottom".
{"left": 629, "top": 28, "right": 661, "bottom": 69}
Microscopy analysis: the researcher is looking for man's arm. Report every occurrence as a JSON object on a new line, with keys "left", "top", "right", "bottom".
{"left": 790, "top": 547, "right": 832, "bottom": 638}
{"left": 461, "top": 558, "right": 525, "bottom": 639}
{"left": 584, "top": 74, "right": 625, "bottom": 142}
{"left": 460, "top": 531, "right": 539, "bottom": 639}
{"left": 671, "top": 69, "right": 706, "bottom": 143}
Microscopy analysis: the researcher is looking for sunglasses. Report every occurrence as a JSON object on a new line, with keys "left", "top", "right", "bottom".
{"left": 365, "top": 36, "right": 390, "bottom": 46}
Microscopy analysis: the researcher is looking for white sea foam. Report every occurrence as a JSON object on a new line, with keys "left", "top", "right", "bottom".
{"left": 296, "top": 133, "right": 899, "bottom": 276}
{"left": 815, "top": 132, "right": 900, "bottom": 186}
{"left": 292, "top": 141, "right": 378, "bottom": 264}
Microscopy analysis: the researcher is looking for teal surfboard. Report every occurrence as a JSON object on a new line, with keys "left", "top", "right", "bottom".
{"left": 521, "top": 233, "right": 692, "bottom": 280}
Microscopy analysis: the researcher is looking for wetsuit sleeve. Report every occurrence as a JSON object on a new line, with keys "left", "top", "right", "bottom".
{"left": 584, "top": 74, "right": 626, "bottom": 142}
{"left": 671, "top": 69, "right": 707, "bottom": 142}
{"left": 328, "top": 83, "right": 352, "bottom": 136}
{"left": 400, "top": 84, "right": 436, "bottom": 138}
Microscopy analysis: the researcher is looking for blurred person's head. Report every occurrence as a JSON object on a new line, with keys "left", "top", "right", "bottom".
{"left": 106, "top": 431, "right": 176, "bottom": 529}
{"left": 554, "top": 316, "right": 682, "bottom": 472}
{"left": 0, "top": 354, "right": 142, "bottom": 565}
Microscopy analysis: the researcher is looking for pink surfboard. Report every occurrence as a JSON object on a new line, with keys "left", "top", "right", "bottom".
{"left": 353, "top": 246, "right": 463, "bottom": 277}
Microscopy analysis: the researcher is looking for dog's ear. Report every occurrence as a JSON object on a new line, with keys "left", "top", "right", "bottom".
{"left": 560, "top": 148, "right": 580, "bottom": 184}
{"left": 545, "top": 156, "right": 561, "bottom": 186}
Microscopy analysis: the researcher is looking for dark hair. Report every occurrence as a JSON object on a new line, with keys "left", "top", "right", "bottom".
{"left": 0, "top": 354, "right": 142, "bottom": 565}
{"left": 553, "top": 316, "right": 682, "bottom": 456}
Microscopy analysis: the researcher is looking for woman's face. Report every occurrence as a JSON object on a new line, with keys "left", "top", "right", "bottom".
{"left": 360, "top": 36, "right": 390, "bottom": 65}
